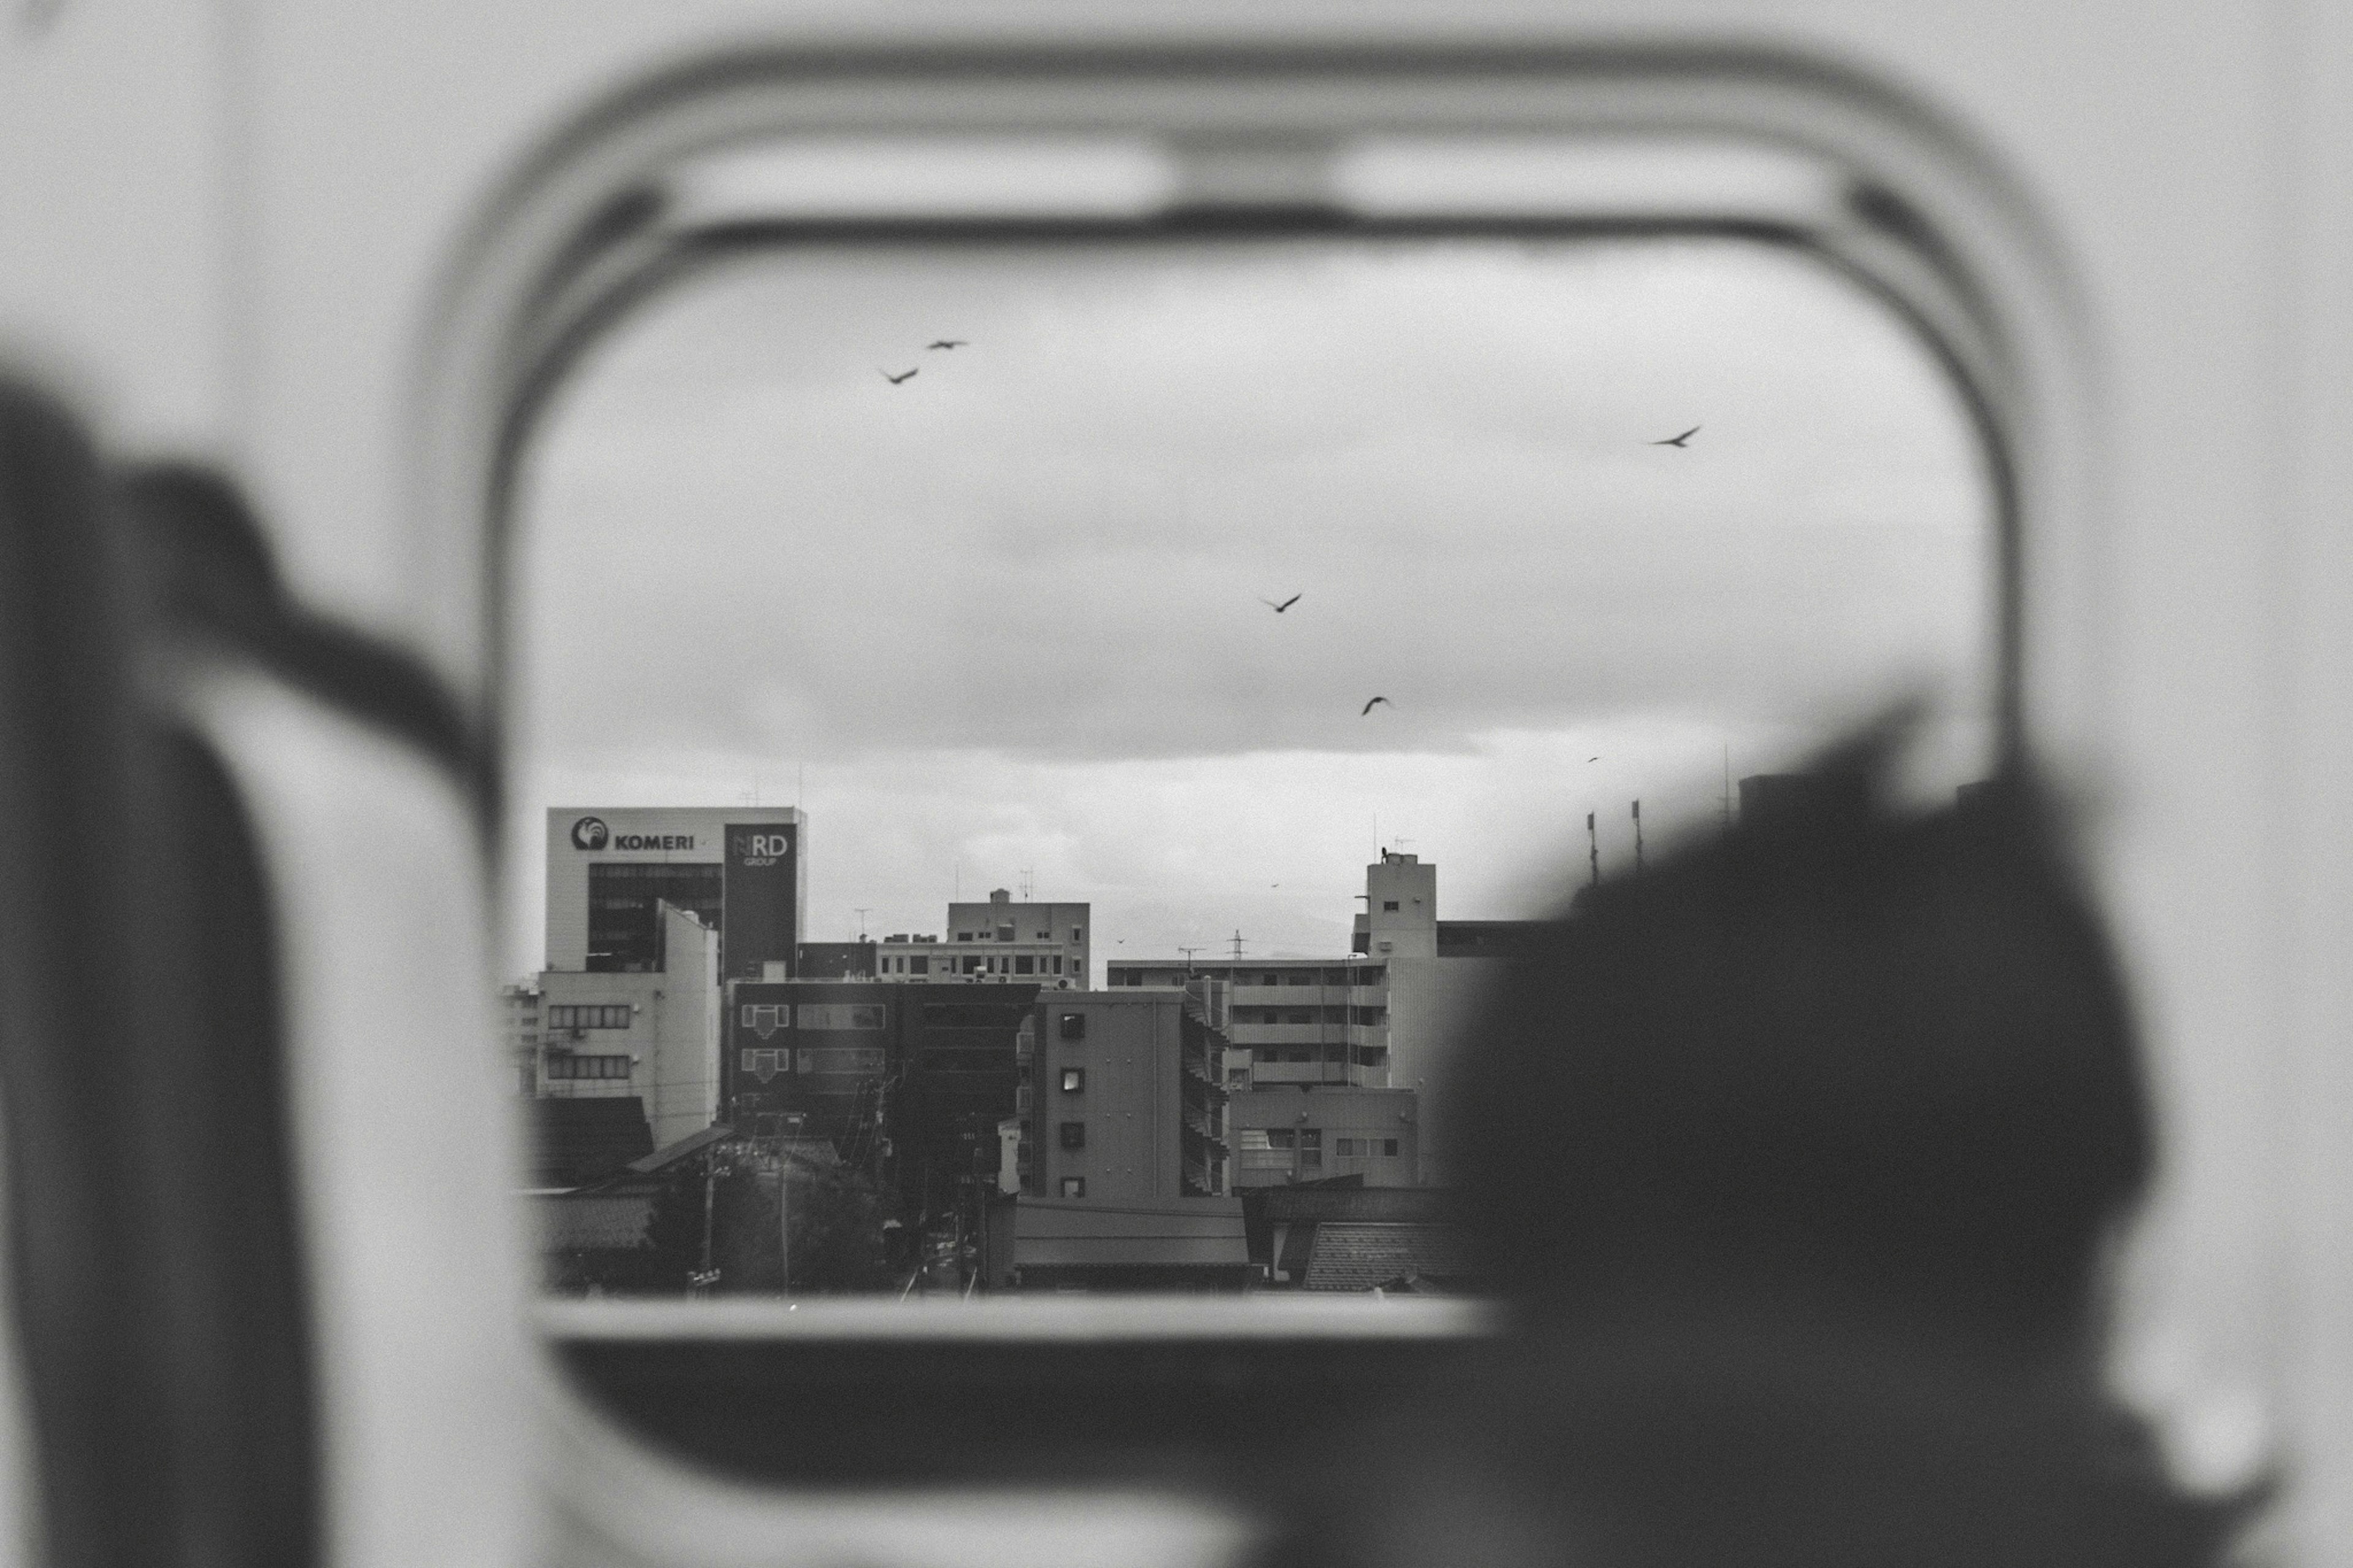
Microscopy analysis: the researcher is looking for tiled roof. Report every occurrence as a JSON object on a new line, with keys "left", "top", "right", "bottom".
{"left": 537, "top": 1192, "right": 656, "bottom": 1252}
{"left": 1301, "top": 1222, "right": 1477, "bottom": 1292}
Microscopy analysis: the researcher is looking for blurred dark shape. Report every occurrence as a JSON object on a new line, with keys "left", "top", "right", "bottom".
{"left": 1289, "top": 720, "right": 2259, "bottom": 1568}
{"left": 113, "top": 463, "right": 479, "bottom": 797}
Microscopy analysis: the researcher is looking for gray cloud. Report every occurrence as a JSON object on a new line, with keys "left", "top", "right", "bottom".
{"left": 507, "top": 235, "right": 1992, "bottom": 966}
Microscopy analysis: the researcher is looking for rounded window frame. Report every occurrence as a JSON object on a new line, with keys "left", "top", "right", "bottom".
{"left": 417, "top": 23, "right": 2100, "bottom": 1519}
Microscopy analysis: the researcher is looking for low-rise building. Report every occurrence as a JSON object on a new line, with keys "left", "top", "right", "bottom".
{"left": 948, "top": 888, "right": 1092, "bottom": 988}
{"left": 722, "top": 978, "right": 1037, "bottom": 1222}
{"left": 1229, "top": 1085, "right": 1417, "bottom": 1188}
{"left": 1012, "top": 983, "right": 1247, "bottom": 1289}
{"left": 529, "top": 900, "right": 722, "bottom": 1149}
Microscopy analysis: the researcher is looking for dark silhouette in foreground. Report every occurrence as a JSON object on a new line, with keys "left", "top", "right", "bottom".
{"left": 1289, "top": 725, "right": 2262, "bottom": 1568}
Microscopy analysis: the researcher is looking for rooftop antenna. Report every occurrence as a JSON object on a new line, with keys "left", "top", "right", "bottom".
{"left": 854, "top": 908, "right": 872, "bottom": 942}
{"left": 1019, "top": 866, "right": 1034, "bottom": 900}
{"left": 1632, "top": 799, "right": 1644, "bottom": 876}
{"left": 1178, "top": 945, "right": 1203, "bottom": 973}
{"left": 1587, "top": 811, "right": 1598, "bottom": 887}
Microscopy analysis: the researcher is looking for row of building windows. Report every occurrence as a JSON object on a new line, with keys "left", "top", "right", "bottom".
{"left": 545, "top": 1055, "right": 632, "bottom": 1080}
{"left": 738, "top": 1045, "right": 888, "bottom": 1077}
{"left": 956, "top": 927, "right": 1085, "bottom": 943}
{"left": 547, "top": 1004, "right": 632, "bottom": 1029}
{"left": 1229, "top": 1006, "right": 1387, "bottom": 1027}
{"left": 737, "top": 1002, "right": 887, "bottom": 1032}
{"left": 948, "top": 953, "right": 1069, "bottom": 976}
{"left": 1105, "top": 966, "right": 1387, "bottom": 988}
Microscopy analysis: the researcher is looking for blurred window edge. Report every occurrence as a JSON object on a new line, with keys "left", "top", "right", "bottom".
{"left": 415, "top": 30, "right": 2085, "bottom": 1502}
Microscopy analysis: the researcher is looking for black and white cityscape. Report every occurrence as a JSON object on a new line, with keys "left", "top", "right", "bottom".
{"left": 508, "top": 235, "right": 1994, "bottom": 1298}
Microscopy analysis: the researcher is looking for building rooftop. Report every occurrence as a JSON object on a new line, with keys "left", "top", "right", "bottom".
{"left": 1300, "top": 1222, "right": 1478, "bottom": 1292}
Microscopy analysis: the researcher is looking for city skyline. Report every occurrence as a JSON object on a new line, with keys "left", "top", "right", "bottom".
{"left": 506, "top": 235, "right": 1991, "bottom": 975}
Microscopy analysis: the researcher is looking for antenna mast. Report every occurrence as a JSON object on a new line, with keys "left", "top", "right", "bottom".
{"left": 1229, "top": 929, "right": 1247, "bottom": 960}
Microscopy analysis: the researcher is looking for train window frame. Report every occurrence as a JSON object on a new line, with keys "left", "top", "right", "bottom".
{"left": 416, "top": 23, "right": 2095, "bottom": 1534}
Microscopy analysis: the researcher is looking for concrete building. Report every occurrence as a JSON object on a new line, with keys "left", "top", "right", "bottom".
{"left": 500, "top": 981, "right": 542, "bottom": 1095}
{"left": 531, "top": 901, "right": 722, "bottom": 1149}
{"left": 1230, "top": 1086, "right": 1417, "bottom": 1188}
{"left": 1111, "top": 852, "right": 1535, "bottom": 1184}
{"left": 544, "top": 806, "right": 805, "bottom": 981}
{"left": 797, "top": 940, "right": 876, "bottom": 980}
{"left": 1011, "top": 983, "right": 1248, "bottom": 1290}
{"left": 1021, "top": 985, "right": 1239, "bottom": 1203}
{"left": 947, "top": 889, "right": 1091, "bottom": 989}
{"left": 1101, "top": 957, "right": 1391, "bottom": 1087}
{"left": 874, "top": 933, "right": 943, "bottom": 980}
{"left": 721, "top": 978, "right": 1036, "bottom": 1221}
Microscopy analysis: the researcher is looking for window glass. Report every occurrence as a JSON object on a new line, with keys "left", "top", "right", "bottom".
{"left": 510, "top": 234, "right": 1991, "bottom": 1300}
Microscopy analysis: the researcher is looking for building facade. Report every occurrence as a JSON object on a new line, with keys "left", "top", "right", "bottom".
{"left": 1230, "top": 1086, "right": 1418, "bottom": 1188}
{"left": 721, "top": 978, "right": 1037, "bottom": 1221}
{"left": 1021, "top": 985, "right": 1238, "bottom": 1204}
{"left": 1101, "top": 957, "right": 1392, "bottom": 1087}
{"left": 947, "top": 889, "right": 1091, "bottom": 989}
{"left": 544, "top": 806, "right": 805, "bottom": 980}
{"left": 531, "top": 901, "right": 722, "bottom": 1148}
{"left": 1109, "top": 852, "right": 1536, "bottom": 1184}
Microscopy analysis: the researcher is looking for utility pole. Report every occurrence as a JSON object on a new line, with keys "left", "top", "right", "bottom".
{"left": 1632, "top": 800, "right": 1644, "bottom": 876}
{"left": 1229, "top": 929, "right": 1247, "bottom": 960}
{"left": 1178, "top": 945, "right": 1203, "bottom": 974}
{"left": 699, "top": 1159, "right": 718, "bottom": 1293}
{"left": 778, "top": 1153, "right": 790, "bottom": 1295}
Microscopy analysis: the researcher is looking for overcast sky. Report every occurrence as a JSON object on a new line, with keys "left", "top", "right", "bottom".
{"left": 504, "top": 236, "right": 1991, "bottom": 975}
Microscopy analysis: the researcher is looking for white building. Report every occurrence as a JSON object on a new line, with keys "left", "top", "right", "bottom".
{"left": 531, "top": 901, "right": 722, "bottom": 1148}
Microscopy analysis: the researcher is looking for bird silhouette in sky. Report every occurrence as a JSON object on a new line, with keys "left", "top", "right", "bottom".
{"left": 1362, "top": 697, "right": 1391, "bottom": 716}
{"left": 880, "top": 368, "right": 918, "bottom": 385}
{"left": 1652, "top": 425, "right": 1700, "bottom": 447}
{"left": 927, "top": 339, "right": 968, "bottom": 350}
{"left": 1260, "top": 593, "right": 1302, "bottom": 613}
{"left": 1588, "top": 756, "right": 1601, "bottom": 762}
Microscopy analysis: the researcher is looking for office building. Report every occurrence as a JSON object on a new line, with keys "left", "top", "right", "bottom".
{"left": 544, "top": 806, "right": 805, "bottom": 980}
{"left": 529, "top": 901, "right": 722, "bottom": 1149}
{"left": 1011, "top": 983, "right": 1249, "bottom": 1290}
{"left": 722, "top": 978, "right": 1036, "bottom": 1220}
{"left": 1110, "top": 851, "right": 1533, "bottom": 1184}
{"left": 947, "top": 888, "right": 1092, "bottom": 988}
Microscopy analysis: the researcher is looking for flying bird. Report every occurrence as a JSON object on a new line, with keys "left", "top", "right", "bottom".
{"left": 1588, "top": 756, "right": 1601, "bottom": 762}
{"left": 1260, "top": 593, "right": 1302, "bottom": 613}
{"left": 1361, "top": 697, "right": 1391, "bottom": 716}
{"left": 1651, "top": 425, "right": 1700, "bottom": 447}
{"left": 927, "top": 339, "right": 968, "bottom": 350}
{"left": 881, "top": 368, "right": 918, "bottom": 385}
